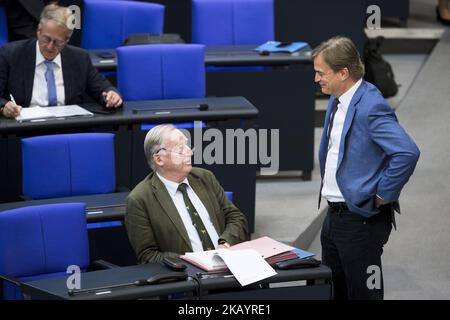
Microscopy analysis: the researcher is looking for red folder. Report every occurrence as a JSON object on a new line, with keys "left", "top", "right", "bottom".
{"left": 229, "top": 236, "right": 297, "bottom": 264}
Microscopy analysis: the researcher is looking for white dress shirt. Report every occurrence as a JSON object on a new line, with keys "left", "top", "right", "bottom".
{"left": 322, "top": 79, "right": 362, "bottom": 203}
{"left": 156, "top": 172, "right": 220, "bottom": 252}
{"left": 30, "top": 42, "right": 65, "bottom": 107}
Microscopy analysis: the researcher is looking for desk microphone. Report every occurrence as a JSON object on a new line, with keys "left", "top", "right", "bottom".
{"left": 132, "top": 103, "right": 209, "bottom": 114}
{"left": 67, "top": 271, "right": 188, "bottom": 296}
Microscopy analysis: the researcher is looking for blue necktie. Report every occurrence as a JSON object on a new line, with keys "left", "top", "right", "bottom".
{"left": 44, "top": 60, "right": 57, "bottom": 106}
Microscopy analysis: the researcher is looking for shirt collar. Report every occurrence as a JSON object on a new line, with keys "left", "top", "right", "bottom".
{"left": 35, "top": 41, "right": 62, "bottom": 68}
{"left": 337, "top": 78, "right": 362, "bottom": 112}
{"left": 156, "top": 172, "right": 190, "bottom": 197}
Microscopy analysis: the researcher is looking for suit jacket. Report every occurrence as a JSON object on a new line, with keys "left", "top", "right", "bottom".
{"left": 125, "top": 167, "right": 249, "bottom": 264}
{"left": 0, "top": 39, "right": 118, "bottom": 108}
{"left": 319, "top": 80, "right": 420, "bottom": 218}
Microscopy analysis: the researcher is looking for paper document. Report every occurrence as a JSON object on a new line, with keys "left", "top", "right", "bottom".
{"left": 181, "top": 250, "right": 228, "bottom": 272}
{"left": 46, "top": 105, "right": 94, "bottom": 118}
{"left": 230, "top": 236, "right": 296, "bottom": 262}
{"left": 16, "top": 105, "right": 93, "bottom": 122}
{"left": 16, "top": 106, "right": 54, "bottom": 122}
{"left": 216, "top": 249, "right": 277, "bottom": 286}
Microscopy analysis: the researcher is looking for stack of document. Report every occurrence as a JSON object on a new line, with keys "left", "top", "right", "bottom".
{"left": 229, "top": 236, "right": 299, "bottom": 264}
{"left": 180, "top": 236, "right": 315, "bottom": 286}
{"left": 183, "top": 249, "right": 277, "bottom": 286}
{"left": 16, "top": 105, "right": 94, "bottom": 122}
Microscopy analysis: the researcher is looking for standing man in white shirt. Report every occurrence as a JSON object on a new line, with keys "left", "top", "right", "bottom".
{"left": 0, "top": 3, "right": 122, "bottom": 118}
{"left": 125, "top": 124, "right": 248, "bottom": 264}
{"left": 314, "top": 36, "right": 420, "bottom": 300}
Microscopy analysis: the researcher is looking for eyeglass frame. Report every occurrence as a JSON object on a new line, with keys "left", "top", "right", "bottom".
{"left": 154, "top": 145, "right": 195, "bottom": 156}
{"left": 38, "top": 34, "right": 69, "bottom": 48}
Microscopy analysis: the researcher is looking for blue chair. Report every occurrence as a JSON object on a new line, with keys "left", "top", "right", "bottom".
{"left": 116, "top": 44, "right": 205, "bottom": 101}
{"left": 0, "top": 5, "right": 8, "bottom": 46}
{"left": 82, "top": 0, "right": 165, "bottom": 49}
{"left": 22, "top": 133, "right": 116, "bottom": 200}
{"left": 0, "top": 203, "right": 89, "bottom": 300}
{"left": 225, "top": 191, "right": 233, "bottom": 202}
{"left": 192, "top": 0, "right": 274, "bottom": 45}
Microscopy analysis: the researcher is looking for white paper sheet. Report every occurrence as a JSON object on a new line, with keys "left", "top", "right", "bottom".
{"left": 16, "top": 105, "right": 93, "bottom": 122}
{"left": 216, "top": 249, "right": 277, "bottom": 286}
{"left": 16, "top": 106, "right": 54, "bottom": 122}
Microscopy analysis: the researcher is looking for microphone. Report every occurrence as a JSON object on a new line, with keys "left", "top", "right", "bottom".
{"left": 67, "top": 271, "right": 188, "bottom": 296}
{"left": 132, "top": 103, "right": 209, "bottom": 114}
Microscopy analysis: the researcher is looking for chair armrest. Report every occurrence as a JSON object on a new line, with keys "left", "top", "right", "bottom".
{"left": 91, "top": 259, "right": 120, "bottom": 270}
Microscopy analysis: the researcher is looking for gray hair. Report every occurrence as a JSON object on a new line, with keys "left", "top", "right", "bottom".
{"left": 312, "top": 36, "right": 365, "bottom": 80}
{"left": 144, "top": 124, "right": 177, "bottom": 170}
{"left": 39, "top": 4, "right": 75, "bottom": 34}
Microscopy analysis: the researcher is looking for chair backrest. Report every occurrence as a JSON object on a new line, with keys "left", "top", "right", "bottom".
{"left": 82, "top": 0, "right": 165, "bottom": 49}
{"left": 117, "top": 44, "right": 205, "bottom": 101}
{"left": 192, "top": 0, "right": 274, "bottom": 45}
{"left": 0, "top": 203, "right": 89, "bottom": 300}
{"left": 22, "top": 133, "right": 116, "bottom": 199}
{"left": 0, "top": 5, "right": 8, "bottom": 46}
{"left": 225, "top": 191, "right": 233, "bottom": 202}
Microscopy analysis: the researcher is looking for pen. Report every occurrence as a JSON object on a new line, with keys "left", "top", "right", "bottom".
{"left": 9, "top": 94, "right": 16, "bottom": 105}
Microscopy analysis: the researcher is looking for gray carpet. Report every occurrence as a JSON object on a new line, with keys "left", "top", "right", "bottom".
{"left": 382, "top": 29, "right": 450, "bottom": 300}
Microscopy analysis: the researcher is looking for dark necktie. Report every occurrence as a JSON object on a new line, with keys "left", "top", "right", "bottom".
{"left": 178, "top": 183, "right": 215, "bottom": 251}
{"left": 44, "top": 60, "right": 57, "bottom": 106}
{"left": 318, "top": 98, "right": 340, "bottom": 209}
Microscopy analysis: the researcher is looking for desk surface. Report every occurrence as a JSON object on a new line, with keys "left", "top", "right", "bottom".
{"left": 20, "top": 263, "right": 331, "bottom": 300}
{"left": 90, "top": 45, "right": 312, "bottom": 70}
{"left": 0, "top": 96, "right": 257, "bottom": 134}
{"left": 0, "top": 192, "right": 128, "bottom": 223}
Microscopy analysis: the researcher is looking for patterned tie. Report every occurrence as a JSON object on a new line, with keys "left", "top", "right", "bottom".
{"left": 178, "top": 183, "right": 215, "bottom": 251}
{"left": 44, "top": 60, "right": 57, "bottom": 106}
{"left": 318, "top": 98, "right": 340, "bottom": 209}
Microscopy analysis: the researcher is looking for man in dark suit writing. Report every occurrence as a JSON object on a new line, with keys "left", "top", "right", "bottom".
{"left": 0, "top": 3, "right": 122, "bottom": 118}
{"left": 125, "top": 124, "right": 249, "bottom": 264}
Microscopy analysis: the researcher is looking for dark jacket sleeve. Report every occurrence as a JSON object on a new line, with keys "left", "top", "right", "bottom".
{"left": 81, "top": 50, "right": 120, "bottom": 106}
{"left": 125, "top": 193, "right": 181, "bottom": 264}
{"left": 0, "top": 46, "right": 10, "bottom": 108}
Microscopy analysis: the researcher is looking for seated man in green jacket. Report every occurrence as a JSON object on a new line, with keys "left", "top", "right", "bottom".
{"left": 125, "top": 124, "right": 249, "bottom": 264}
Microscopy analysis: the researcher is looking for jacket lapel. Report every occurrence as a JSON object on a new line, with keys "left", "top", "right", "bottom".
{"left": 151, "top": 174, "right": 192, "bottom": 249}
{"left": 61, "top": 47, "right": 75, "bottom": 104}
{"left": 188, "top": 175, "right": 221, "bottom": 233}
{"left": 23, "top": 40, "right": 37, "bottom": 106}
{"left": 337, "top": 81, "right": 366, "bottom": 169}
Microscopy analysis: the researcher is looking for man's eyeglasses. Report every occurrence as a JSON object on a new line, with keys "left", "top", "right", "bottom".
{"left": 39, "top": 34, "right": 68, "bottom": 48}
{"left": 155, "top": 145, "right": 194, "bottom": 156}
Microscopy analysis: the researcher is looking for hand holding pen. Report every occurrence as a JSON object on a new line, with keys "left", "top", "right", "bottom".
{"left": 1, "top": 94, "right": 22, "bottom": 118}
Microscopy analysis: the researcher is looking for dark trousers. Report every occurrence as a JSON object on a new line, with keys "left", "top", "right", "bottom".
{"left": 321, "top": 204, "right": 393, "bottom": 300}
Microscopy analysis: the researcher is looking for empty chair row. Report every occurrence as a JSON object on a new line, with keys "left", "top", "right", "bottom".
{"left": 1, "top": 0, "right": 274, "bottom": 48}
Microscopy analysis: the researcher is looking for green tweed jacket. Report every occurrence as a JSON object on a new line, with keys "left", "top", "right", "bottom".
{"left": 125, "top": 167, "right": 249, "bottom": 264}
